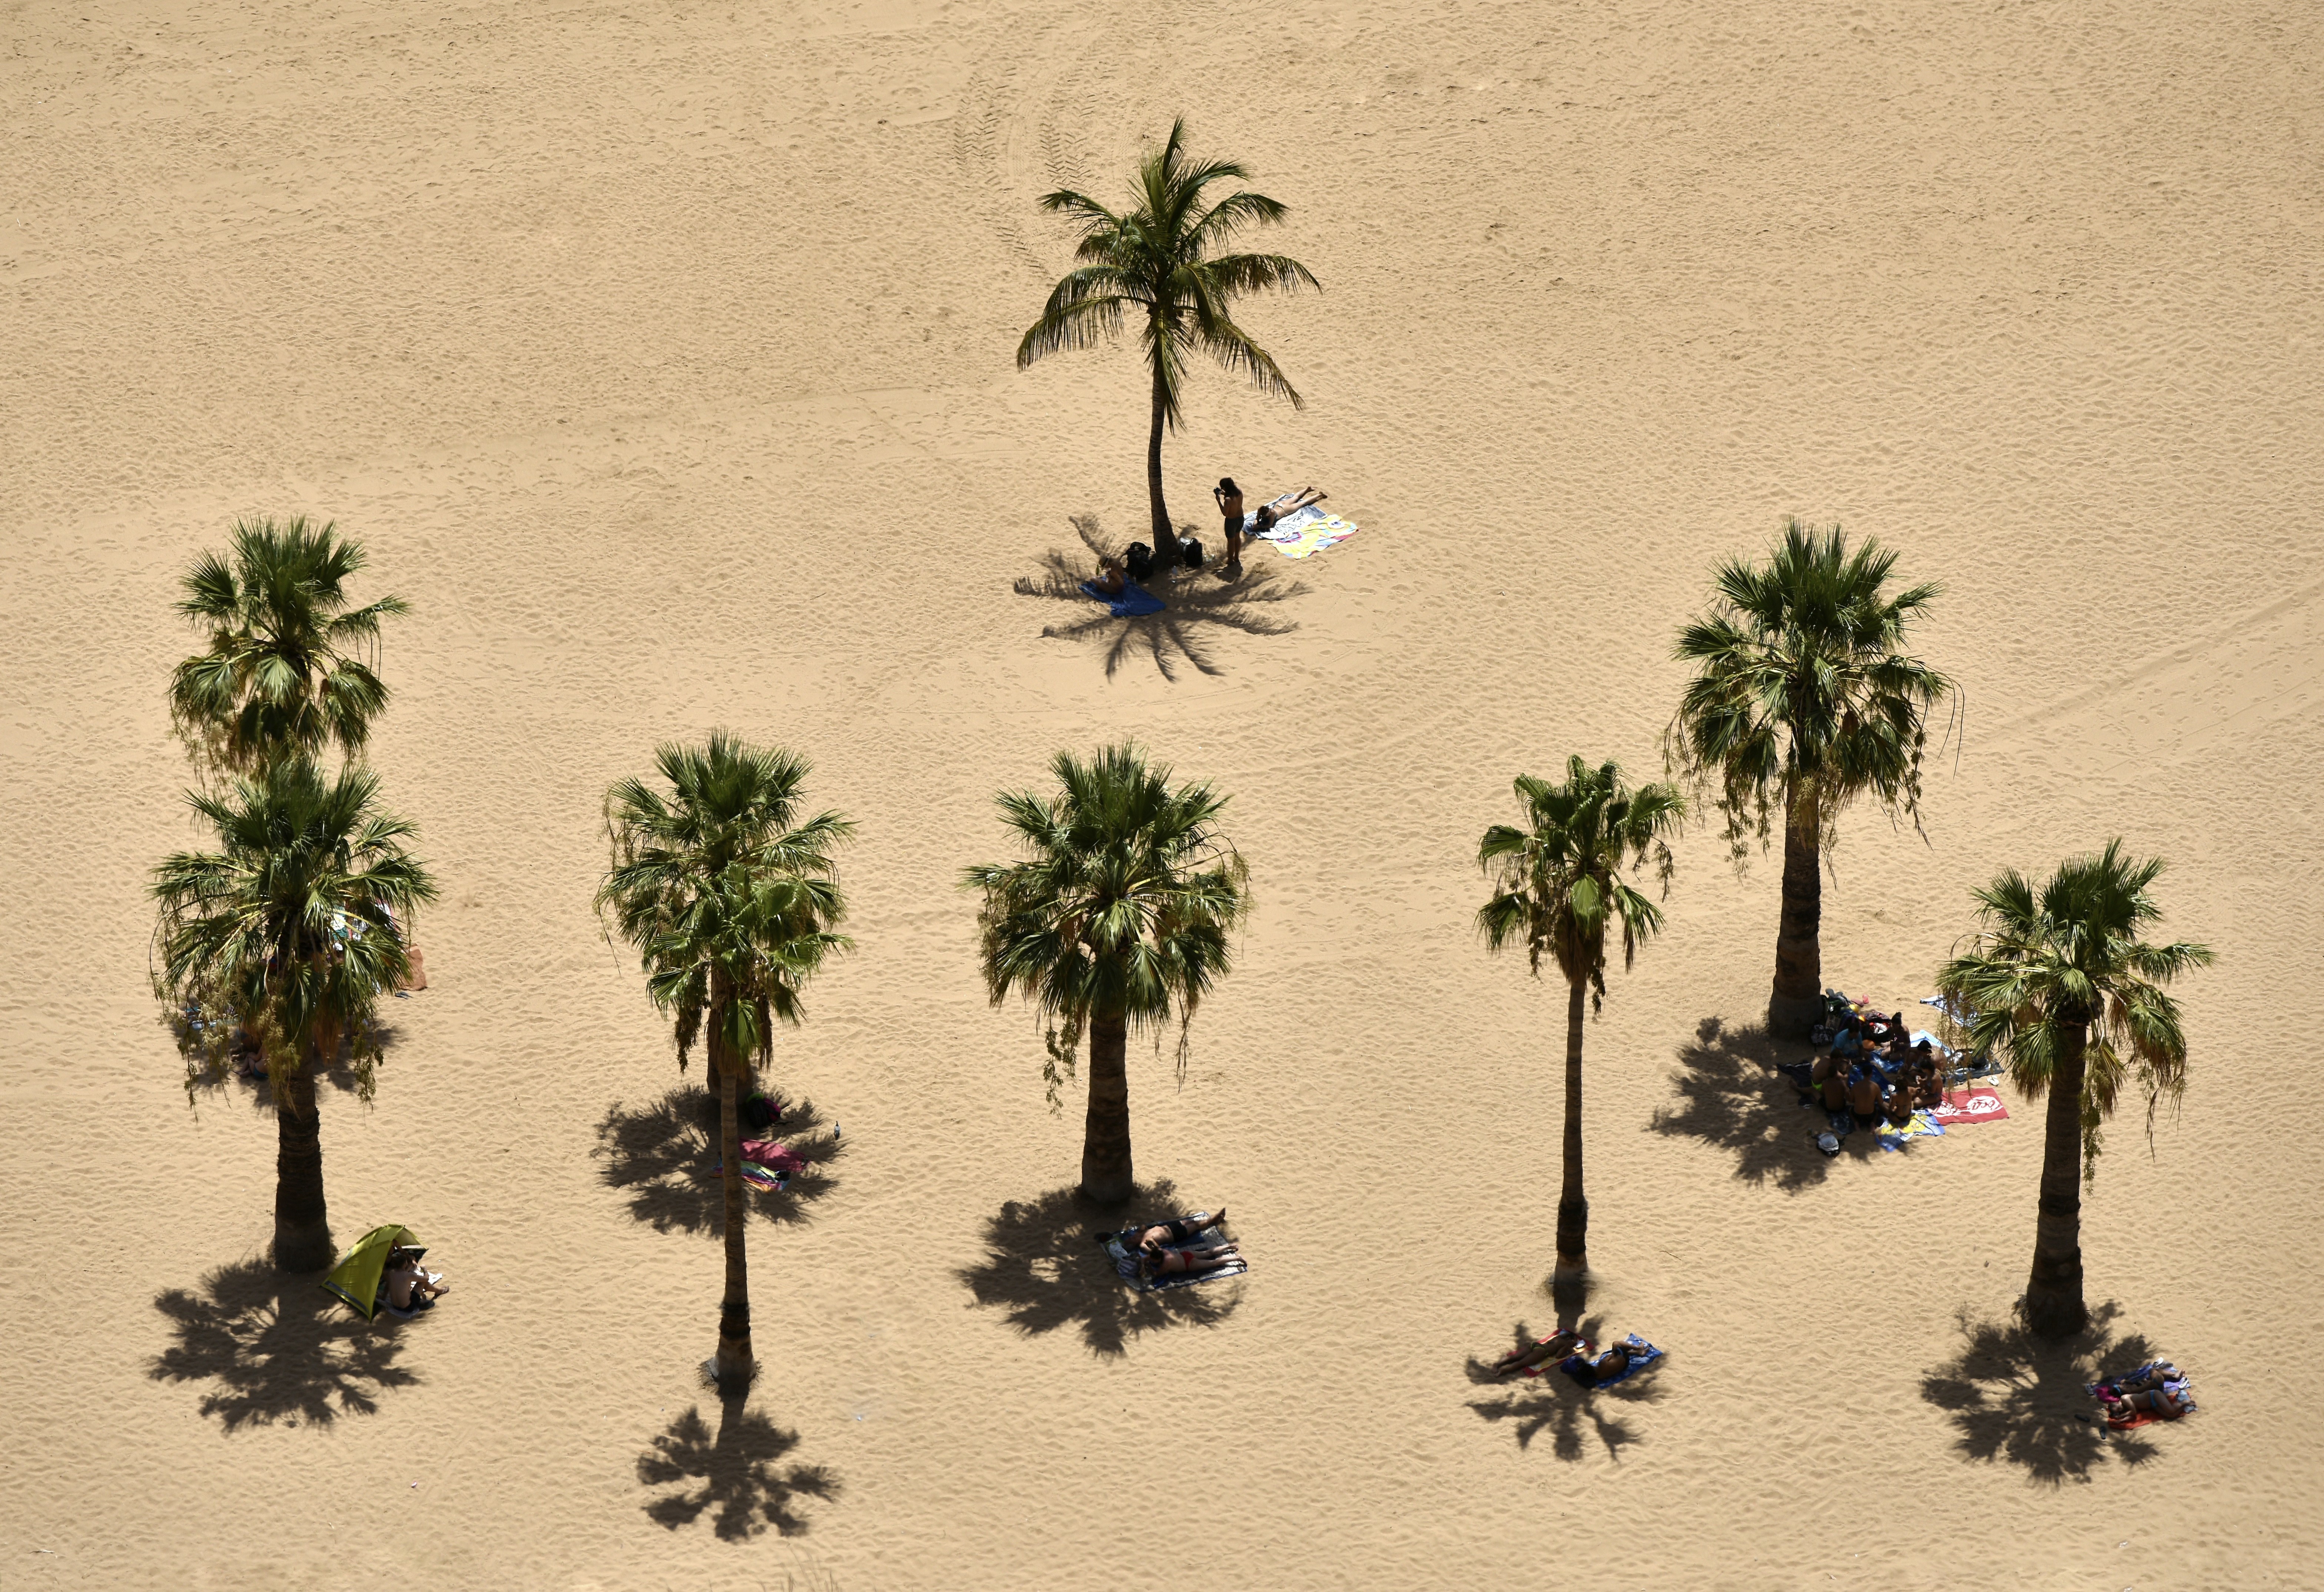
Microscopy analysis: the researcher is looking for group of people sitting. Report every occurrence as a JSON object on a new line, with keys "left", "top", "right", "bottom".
{"left": 1488, "top": 1328, "right": 1656, "bottom": 1389}
{"left": 1806, "top": 1009, "right": 1947, "bottom": 1130}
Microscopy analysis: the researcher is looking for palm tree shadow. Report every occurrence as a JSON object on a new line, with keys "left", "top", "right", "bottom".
{"left": 1919, "top": 1301, "right": 2168, "bottom": 1485}
{"left": 593, "top": 1083, "right": 842, "bottom": 1237}
{"left": 1015, "top": 514, "right": 1307, "bottom": 680}
{"left": 955, "top": 1180, "right": 1244, "bottom": 1356}
{"left": 1649, "top": 1016, "right": 1857, "bottom": 1191}
{"left": 148, "top": 1258, "right": 420, "bottom": 1432}
{"left": 637, "top": 1394, "right": 839, "bottom": 1539}
{"left": 1461, "top": 1275, "right": 1664, "bottom": 1460}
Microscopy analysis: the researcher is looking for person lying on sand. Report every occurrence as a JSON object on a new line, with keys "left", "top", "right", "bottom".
{"left": 1246, "top": 487, "right": 1330, "bottom": 553}
{"left": 1569, "top": 1338, "right": 1653, "bottom": 1388}
{"left": 2102, "top": 1363, "right": 2185, "bottom": 1396}
{"left": 1488, "top": 1328, "right": 1586, "bottom": 1378}
{"left": 1137, "top": 1240, "right": 1241, "bottom": 1281}
{"left": 2101, "top": 1386, "right": 2192, "bottom": 1426}
{"left": 1126, "top": 1209, "right": 1228, "bottom": 1257}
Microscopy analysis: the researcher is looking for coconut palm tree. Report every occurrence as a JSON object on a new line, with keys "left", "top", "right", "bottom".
{"left": 1934, "top": 841, "right": 2210, "bottom": 1338}
{"left": 963, "top": 744, "right": 1248, "bottom": 1204}
{"left": 1668, "top": 520, "right": 1953, "bottom": 1037}
{"left": 1477, "top": 757, "right": 1684, "bottom": 1282}
{"left": 169, "top": 516, "right": 409, "bottom": 776}
{"left": 597, "top": 734, "right": 853, "bottom": 1387}
{"left": 1016, "top": 119, "right": 1320, "bottom": 544}
{"left": 152, "top": 757, "right": 436, "bottom": 1271}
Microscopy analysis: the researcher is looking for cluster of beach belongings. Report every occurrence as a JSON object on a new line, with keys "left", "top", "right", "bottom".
{"left": 1242, "top": 490, "right": 1359, "bottom": 560}
{"left": 322, "top": 1223, "right": 438, "bottom": 1322}
{"left": 1506, "top": 1331, "right": 1667, "bottom": 1390}
{"left": 706, "top": 1090, "right": 811, "bottom": 1192}
{"left": 1781, "top": 989, "right": 2012, "bottom": 1157}
{"left": 1097, "top": 1210, "right": 1248, "bottom": 1293}
{"left": 2086, "top": 1359, "right": 2196, "bottom": 1434}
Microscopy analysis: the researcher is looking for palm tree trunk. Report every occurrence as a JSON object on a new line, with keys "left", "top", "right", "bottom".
{"left": 272, "top": 1060, "right": 333, "bottom": 1271}
{"left": 1146, "top": 358, "right": 1172, "bottom": 545}
{"left": 1081, "top": 1012, "right": 1134, "bottom": 1204}
{"left": 711, "top": 1008, "right": 755, "bottom": 1387}
{"left": 1768, "top": 790, "right": 1824, "bottom": 1038}
{"left": 2024, "top": 1019, "right": 2090, "bottom": 1338}
{"left": 1554, "top": 976, "right": 1589, "bottom": 1280}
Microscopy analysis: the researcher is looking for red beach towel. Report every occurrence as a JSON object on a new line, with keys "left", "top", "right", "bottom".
{"left": 740, "top": 1140, "right": 808, "bottom": 1174}
{"left": 1930, "top": 1087, "right": 2009, "bottom": 1125}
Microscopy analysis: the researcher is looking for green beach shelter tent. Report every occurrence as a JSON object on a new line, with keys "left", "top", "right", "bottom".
{"left": 322, "top": 1224, "right": 420, "bottom": 1320}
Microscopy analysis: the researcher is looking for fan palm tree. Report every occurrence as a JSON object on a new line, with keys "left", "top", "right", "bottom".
{"left": 169, "top": 516, "right": 409, "bottom": 776}
{"left": 1017, "top": 119, "right": 1320, "bottom": 544}
{"left": 597, "top": 734, "right": 854, "bottom": 1387}
{"left": 1477, "top": 757, "right": 1684, "bottom": 1282}
{"left": 151, "top": 757, "right": 436, "bottom": 1271}
{"left": 1935, "top": 841, "right": 2210, "bottom": 1338}
{"left": 963, "top": 744, "right": 1249, "bottom": 1204}
{"left": 1668, "top": 520, "right": 1953, "bottom": 1037}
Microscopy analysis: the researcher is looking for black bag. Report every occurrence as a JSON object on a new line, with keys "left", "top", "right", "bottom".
{"left": 1179, "top": 536, "right": 1204, "bottom": 569}
{"left": 1125, "top": 542, "right": 1154, "bottom": 581}
{"left": 742, "top": 1091, "right": 780, "bottom": 1133}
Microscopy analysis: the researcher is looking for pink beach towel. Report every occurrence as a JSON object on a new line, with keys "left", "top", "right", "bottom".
{"left": 740, "top": 1140, "right": 808, "bottom": 1175}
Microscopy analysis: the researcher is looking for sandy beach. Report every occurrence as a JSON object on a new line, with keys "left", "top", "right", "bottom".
{"left": 4, "top": 1, "right": 2321, "bottom": 1587}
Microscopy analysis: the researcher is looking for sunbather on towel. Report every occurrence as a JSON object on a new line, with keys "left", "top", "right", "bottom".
{"left": 2102, "top": 1386, "right": 2192, "bottom": 1427}
{"left": 1247, "top": 487, "right": 1328, "bottom": 547}
{"left": 1089, "top": 557, "right": 1127, "bottom": 596}
{"left": 1568, "top": 1338, "right": 1653, "bottom": 1388}
{"left": 1488, "top": 1328, "right": 1585, "bottom": 1378}
{"left": 1125, "top": 1209, "right": 1229, "bottom": 1258}
{"left": 2100, "top": 1363, "right": 2185, "bottom": 1397}
{"left": 1137, "top": 1240, "right": 1241, "bottom": 1282}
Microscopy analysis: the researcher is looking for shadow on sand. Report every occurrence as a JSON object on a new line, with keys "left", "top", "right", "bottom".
{"left": 1462, "top": 1277, "right": 1664, "bottom": 1459}
{"left": 1919, "top": 1301, "right": 2168, "bottom": 1484}
{"left": 593, "top": 1084, "right": 842, "bottom": 1237}
{"left": 1015, "top": 514, "right": 1306, "bottom": 680}
{"left": 638, "top": 1394, "right": 839, "bottom": 1539}
{"left": 955, "top": 1180, "right": 1243, "bottom": 1356}
{"left": 1649, "top": 1015, "right": 1866, "bottom": 1191}
{"left": 149, "top": 1258, "right": 420, "bottom": 1432}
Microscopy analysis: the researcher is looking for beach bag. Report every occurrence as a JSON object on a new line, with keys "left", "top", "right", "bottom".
{"left": 1125, "top": 542, "right": 1154, "bottom": 581}
{"left": 1179, "top": 536, "right": 1204, "bottom": 569}
{"left": 742, "top": 1091, "right": 779, "bottom": 1133}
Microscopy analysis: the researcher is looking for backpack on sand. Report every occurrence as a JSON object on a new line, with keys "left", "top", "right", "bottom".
{"left": 1125, "top": 542, "right": 1154, "bottom": 581}
{"left": 1179, "top": 536, "right": 1205, "bottom": 570}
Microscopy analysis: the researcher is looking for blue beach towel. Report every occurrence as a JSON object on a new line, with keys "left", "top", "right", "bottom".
{"left": 1081, "top": 579, "right": 1165, "bottom": 617}
{"left": 1559, "top": 1334, "right": 1664, "bottom": 1390}
{"left": 1101, "top": 1210, "right": 1247, "bottom": 1293}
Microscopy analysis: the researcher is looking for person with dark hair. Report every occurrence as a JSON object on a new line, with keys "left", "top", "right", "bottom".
{"left": 1137, "top": 1238, "right": 1241, "bottom": 1282}
{"left": 1568, "top": 1337, "right": 1653, "bottom": 1388}
{"left": 1126, "top": 1209, "right": 1228, "bottom": 1257}
{"left": 385, "top": 1246, "right": 449, "bottom": 1313}
{"left": 1213, "top": 477, "right": 1245, "bottom": 577}
{"left": 1090, "top": 556, "right": 1128, "bottom": 596}
{"left": 1244, "top": 486, "right": 1330, "bottom": 569}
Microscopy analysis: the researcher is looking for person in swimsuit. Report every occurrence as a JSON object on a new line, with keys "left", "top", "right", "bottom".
{"left": 385, "top": 1247, "right": 449, "bottom": 1311}
{"left": 1570, "top": 1338, "right": 1651, "bottom": 1388}
{"left": 1090, "top": 556, "right": 1127, "bottom": 596}
{"left": 1488, "top": 1328, "right": 1585, "bottom": 1378}
{"left": 1127, "top": 1209, "right": 1228, "bottom": 1257}
{"left": 2101, "top": 1386, "right": 2192, "bottom": 1426}
{"left": 1212, "top": 478, "right": 1245, "bottom": 577}
{"left": 1244, "top": 487, "right": 1329, "bottom": 563}
{"left": 1138, "top": 1239, "right": 1241, "bottom": 1281}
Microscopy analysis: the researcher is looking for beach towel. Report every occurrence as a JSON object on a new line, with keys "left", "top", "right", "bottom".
{"left": 1930, "top": 1087, "right": 2009, "bottom": 1125}
{"left": 2087, "top": 1367, "right": 2196, "bottom": 1432}
{"left": 708, "top": 1159, "right": 792, "bottom": 1190}
{"left": 1559, "top": 1334, "right": 1664, "bottom": 1390}
{"left": 740, "top": 1140, "right": 807, "bottom": 1175}
{"left": 2087, "top": 1361, "right": 2189, "bottom": 1401}
{"left": 1101, "top": 1211, "right": 1248, "bottom": 1292}
{"left": 1876, "top": 1112, "right": 1947, "bottom": 1152}
{"left": 1080, "top": 579, "right": 1166, "bottom": 617}
{"left": 1245, "top": 495, "right": 1359, "bottom": 560}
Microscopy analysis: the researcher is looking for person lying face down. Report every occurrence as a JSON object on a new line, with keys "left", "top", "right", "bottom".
{"left": 1128, "top": 1209, "right": 1227, "bottom": 1257}
{"left": 1137, "top": 1239, "right": 1241, "bottom": 1281}
{"left": 2102, "top": 1385, "right": 2192, "bottom": 1425}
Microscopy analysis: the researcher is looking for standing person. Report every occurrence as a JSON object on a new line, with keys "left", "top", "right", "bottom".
{"left": 1213, "top": 477, "right": 1246, "bottom": 578}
